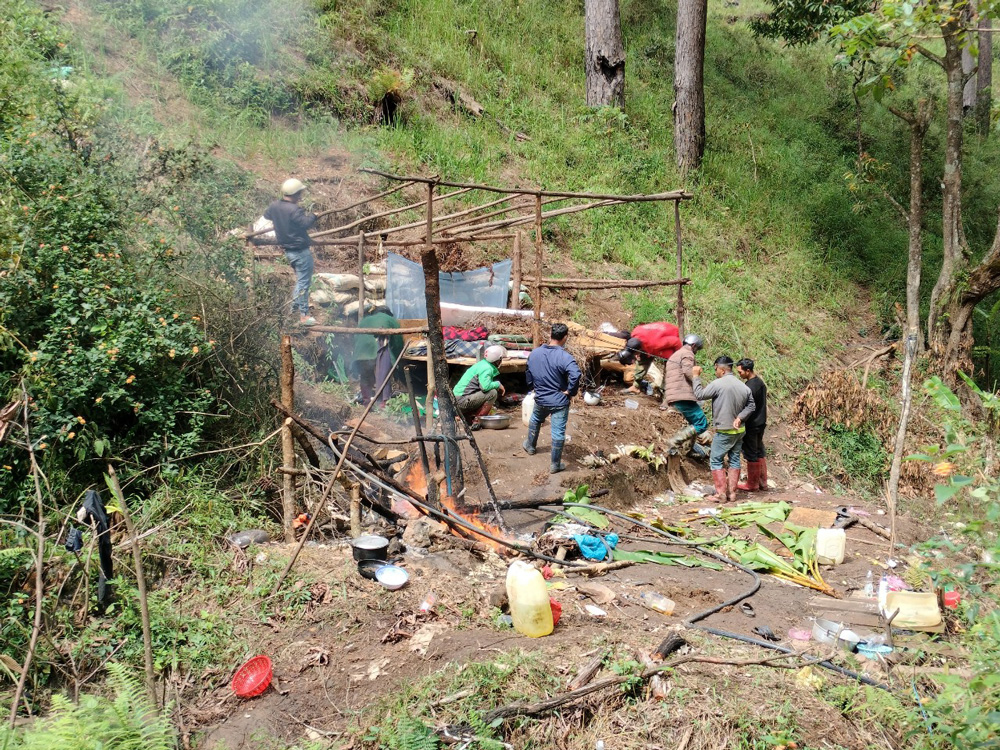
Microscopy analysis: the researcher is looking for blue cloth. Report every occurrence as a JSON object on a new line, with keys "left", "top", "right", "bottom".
{"left": 573, "top": 532, "right": 619, "bottom": 561}
{"left": 530, "top": 403, "right": 569, "bottom": 443}
{"left": 673, "top": 400, "right": 708, "bottom": 434}
{"left": 526, "top": 345, "right": 581, "bottom": 408}
{"left": 710, "top": 430, "right": 744, "bottom": 471}
{"left": 285, "top": 248, "right": 314, "bottom": 315}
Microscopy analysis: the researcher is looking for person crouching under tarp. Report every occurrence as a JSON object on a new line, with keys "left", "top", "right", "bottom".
{"left": 355, "top": 306, "right": 403, "bottom": 406}
{"left": 616, "top": 321, "right": 682, "bottom": 396}
{"left": 453, "top": 345, "right": 507, "bottom": 430}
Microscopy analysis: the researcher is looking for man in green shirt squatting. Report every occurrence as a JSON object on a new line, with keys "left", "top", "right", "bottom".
{"left": 453, "top": 345, "right": 507, "bottom": 430}
{"left": 692, "top": 355, "right": 756, "bottom": 502}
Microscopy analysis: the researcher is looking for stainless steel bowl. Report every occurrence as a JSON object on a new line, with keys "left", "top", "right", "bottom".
{"left": 479, "top": 414, "right": 511, "bottom": 430}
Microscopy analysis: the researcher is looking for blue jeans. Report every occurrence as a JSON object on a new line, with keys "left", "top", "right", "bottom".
{"left": 672, "top": 400, "right": 708, "bottom": 434}
{"left": 530, "top": 403, "right": 569, "bottom": 443}
{"left": 710, "top": 431, "right": 744, "bottom": 471}
{"left": 285, "top": 249, "right": 314, "bottom": 315}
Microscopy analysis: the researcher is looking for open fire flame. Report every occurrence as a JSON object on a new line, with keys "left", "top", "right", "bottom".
{"left": 404, "top": 461, "right": 510, "bottom": 553}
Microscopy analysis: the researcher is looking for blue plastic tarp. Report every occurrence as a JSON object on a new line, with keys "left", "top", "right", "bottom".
{"left": 385, "top": 252, "right": 512, "bottom": 319}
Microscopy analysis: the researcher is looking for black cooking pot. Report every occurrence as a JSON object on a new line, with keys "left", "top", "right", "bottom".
{"left": 351, "top": 534, "right": 389, "bottom": 562}
{"left": 357, "top": 559, "right": 387, "bottom": 580}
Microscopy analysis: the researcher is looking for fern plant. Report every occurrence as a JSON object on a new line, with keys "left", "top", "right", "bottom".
{"left": 0, "top": 663, "right": 175, "bottom": 750}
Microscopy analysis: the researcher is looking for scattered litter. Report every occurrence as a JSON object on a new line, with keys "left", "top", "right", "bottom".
{"left": 228, "top": 529, "right": 269, "bottom": 548}
{"left": 788, "top": 627, "right": 812, "bottom": 641}
{"left": 624, "top": 399, "right": 639, "bottom": 410}
{"left": 418, "top": 592, "right": 437, "bottom": 612}
{"left": 639, "top": 591, "right": 675, "bottom": 615}
{"left": 739, "top": 601, "right": 756, "bottom": 618}
{"left": 408, "top": 625, "right": 448, "bottom": 655}
{"left": 943, "top": 591, "right": 961, "bottom": 609}
{"left": 231, "top": 655, "right": 272, "bottom": 698}
{"left": 697, "top": 508, "right": 721, "bottom": 517}
{"left": 795, "top": 665, "right": 826, "bottom": 690}
{"left": 577, "top": 581, "right": 616, "bottom": 604}
{"left": 857, "top": 643, "right": 894, "bottom": 660}
{"left": 584, "top": 604, "right": 607, "bottom": 617}
{"left": 550, "top": 598, "right": 562, "bottom": 625}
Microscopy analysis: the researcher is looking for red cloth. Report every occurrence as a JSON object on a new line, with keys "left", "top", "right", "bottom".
{"left": 631, "top": 322, "right": 681, "bottom": 360}
{"left": 442, "top": 325, "right": 489, "bottom": 341}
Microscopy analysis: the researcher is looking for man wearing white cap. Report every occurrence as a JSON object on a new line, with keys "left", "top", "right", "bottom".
{"left": 452, "top": 345, "right": 507, "bottom": 430}
{"left": 264, "top": 178, "right": 318, "bottom": 326}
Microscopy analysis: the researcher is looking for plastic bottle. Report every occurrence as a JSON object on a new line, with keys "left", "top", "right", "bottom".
{"left": 506, "top": 560, "right": 553, "bottom": 637}
{"left": 624, "top": 398, "right": 639, "bottom": 410}
{"left": 639, "top": 591, "right": 676, "bottom": 615}
{"left": 522, "top": 392, "right": 535, "bottom": 426}
{"left": 815, "top": 528, "right": 846, "bottom": 565}
{"left": 863, "top": 571, "right": 875, "bottom": 598}
{"left": 418, "top": 592, "right": 437, "bottom": 612}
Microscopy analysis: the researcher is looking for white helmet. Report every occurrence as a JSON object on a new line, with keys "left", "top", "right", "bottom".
{"left": 281, "top": 178, "right": 305, "bottom": 197}
{"left": 484, "top": 345, "right": 507, "bottom": 363}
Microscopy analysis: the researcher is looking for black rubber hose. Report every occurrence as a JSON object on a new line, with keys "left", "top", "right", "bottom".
{"left": 694, "top": 626, "right": 891, "bottom": 690}
{"left": 540, "top": 501, "right": 888, "bottom": 690}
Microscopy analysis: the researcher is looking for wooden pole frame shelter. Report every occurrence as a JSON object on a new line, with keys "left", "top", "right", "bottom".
{"left": 247, "top": 170, "right": 693, "bottom": 505}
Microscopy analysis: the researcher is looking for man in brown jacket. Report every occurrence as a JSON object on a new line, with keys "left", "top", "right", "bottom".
{"left": 661, "top": 334, "right": 708, "bottom": 458}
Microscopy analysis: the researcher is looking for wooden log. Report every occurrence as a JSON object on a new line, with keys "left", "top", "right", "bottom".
{"left": 356, "top": 233, "right": 365, "bottom": 324}
{"left": 533, "top": 194, "right": 543, "bottom": 347}
{"left": 306, "top": 325, "right": 428, "bottom": 335}
{"left": 280, "top": 336, "right": 297, "bottom": 542}
{"left": 310, "top": 187, "right": 473, "bottom": 239}
{"left": 511, "top": 232, "right": 522, "bottom": 310}
{"left": 520, "top": 277, "right": 690, "bottom": 289}
{"left": 358, "top": 167, "right": 693, "bottom": 202}
{"left": 567, "top": 651, "right": 605, "bottom": 691}
{"left": 651, "top": 634, "right": 687, "bottom": 661}
{"left": 404, "top": 365, "right": 438, "bottom": 508}
{"left": 464, "top": 198, "right": 622, "bottom": 236}
{"left": 242, "top": 181, "right": 415, "bottom": 240}
{"left": 350, "top": 484, "right": 361, "bottom": 538}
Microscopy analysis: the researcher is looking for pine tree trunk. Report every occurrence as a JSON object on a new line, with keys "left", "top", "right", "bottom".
{"left": 584, "top": 0, "right": 625, "bottom": 109}
{"left": 927, "top": 24, "right": 967, "bottom": 367}
{"left": 976, "top": 19, "right": 993, "bottom": 137}
{"left": 673, "top": 0, "right": 708, "bottom": 177}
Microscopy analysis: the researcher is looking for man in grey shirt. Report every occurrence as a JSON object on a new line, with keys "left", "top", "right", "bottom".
{"left": 692, "top": 355, "right": 755, "bottom": 502}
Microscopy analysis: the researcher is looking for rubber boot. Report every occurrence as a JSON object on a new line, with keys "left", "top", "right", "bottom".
{"left": 550, "top": 440, "right": 566, "bottom": 474}
{"left": 737, "top": 460, "right": 760, "bottom": 491}
{"left": 705, "top": 469, "right": 727, "bottom": 500}
{"left": 666, "top": 424, "right": 698, "bottom": 453}
{"left": 758, "top": 458, "right": 769, "bottom": 490}
{"left": 469, "top": 401, "right": 494, "bottom": 430}
{"left": 522, "top": 421, "right": 539, "bottom": 455}
{"left": 727, "top": 468, "right": 741, "bottom": 503}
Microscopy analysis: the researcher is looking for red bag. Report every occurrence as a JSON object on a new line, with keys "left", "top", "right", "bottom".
{"left": 631, "top": 322, "right": 681, "bottom": 360}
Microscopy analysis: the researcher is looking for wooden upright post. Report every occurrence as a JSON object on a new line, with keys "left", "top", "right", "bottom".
{"left": 420, "top": 181, "right": 461, "bottom": 503}
{"left": 280, "top": 335, "right": 297, "bottom": 542}
{"left": 674, "top": 199, "right": 685, "bottom": 338}
{"left": 357, "top": 233, "right": 366, "bottom": 324}
{"left": 511, "top": 231, "right": 522, "bottom": 310}
{"left": 532, "top": 195, "right": 543, "bottom": 347}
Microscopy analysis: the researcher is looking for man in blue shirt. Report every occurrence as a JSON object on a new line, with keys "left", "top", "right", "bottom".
{"left": 523, "top": 323, "right": 582, "bottom": 474}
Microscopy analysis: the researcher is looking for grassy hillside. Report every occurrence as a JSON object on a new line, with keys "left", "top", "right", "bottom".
{"left": 72, "top": 0, "right": 958, "bottom": 389}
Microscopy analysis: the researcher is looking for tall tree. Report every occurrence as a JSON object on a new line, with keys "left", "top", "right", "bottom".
{"left": 584, "top": 0, "right": 626, "bottom": 109}
{"left": 835, "top": 0, "right": 1000, "bottom": 382}
{"left": 976, "top": 19, "right": 993, "bottom": 136}
{"left": 673, "top": 0, "right": 708, "bottom": 176}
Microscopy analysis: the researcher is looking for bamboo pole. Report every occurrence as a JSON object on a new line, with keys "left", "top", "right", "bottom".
{"left": 306, "top": 325, "right": 427, "bottom": 335}
{"left": 533, "top": 194, "right": 543, "bottom": 347}
{"left": 280, "top": 335, "right": 297, "bottom": 542}
{"left": 520, "top": 277, "right": 690, "bottom": 289}
{"left": 463, "top": 199, "right": 622, "bottom": 237}
{"left": 886, "top": 332, "right": 918, "bottom": 550}
{"left": 359, "top": 167, "right": 693, "bottom": 202}
{"left": 511, "top": 232, "right": 522, "bottom": 310}
{"left": 107, "top": 466, "right": 157, "bottom": 707}
{"left": 356, "top": 233, "right": 365, "bottom": 324}
{"left": 310, "top": 187, "right": 473, "bottom": 239}
{"left": 243, "top": 180, "right": 416, "bottom": 239}
{"left": 253, "top": 234, "right": 515, "bottom": 249}
{"left": 674, "top": 199, "right": 686, "bottom": 337}
{"left": 350, "top": 484, "right": 361, "bottom": 538}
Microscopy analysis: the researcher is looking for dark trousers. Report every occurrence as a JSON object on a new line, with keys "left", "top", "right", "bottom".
{"left": 742, "top": 424, "right": 766, "bottom": 462}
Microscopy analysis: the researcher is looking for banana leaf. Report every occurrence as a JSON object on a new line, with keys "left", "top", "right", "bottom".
{"left": 693, "top": 501, "right": 791, "bottom": 528}
{"left": 553, "top": 495, "right": 610, "bottom": 529}
{"left": 613, "top": 548, "right": 724, "bottom": 570}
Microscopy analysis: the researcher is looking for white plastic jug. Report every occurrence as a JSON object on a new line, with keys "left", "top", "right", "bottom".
{"left": 815, "top": 528, "right": 846, "bottom": 565}
{"left": 506, "top": 560, "right": 553, "bottom": 637}
{"left": 521, "top": 392, "right": 535, "bottom": 426}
